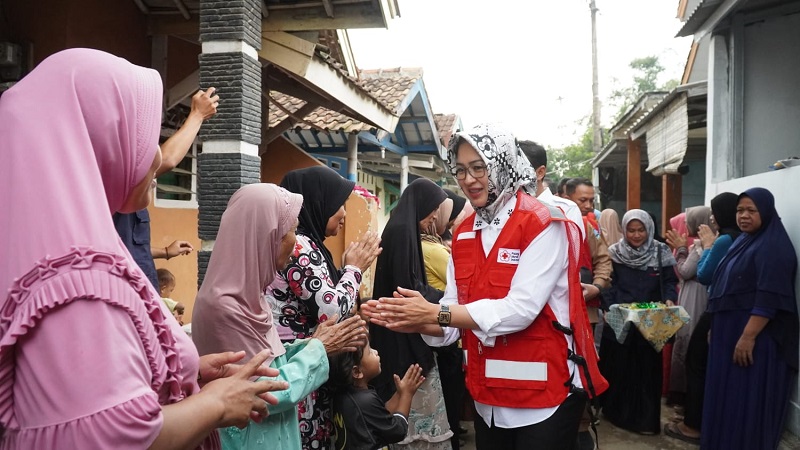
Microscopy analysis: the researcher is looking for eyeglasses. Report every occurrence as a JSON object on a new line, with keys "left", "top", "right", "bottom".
{"left": 451, "top": 164, "right": 488, "bottom": 180}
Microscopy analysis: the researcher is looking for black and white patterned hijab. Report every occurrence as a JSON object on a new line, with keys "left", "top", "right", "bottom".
{"left": 447, "top": 123, "right": 536, "bottom": 227}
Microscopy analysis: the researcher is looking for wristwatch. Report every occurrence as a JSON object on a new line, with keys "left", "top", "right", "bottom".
{"left": 437, "top": 304, "right": 451, "bottom": 327}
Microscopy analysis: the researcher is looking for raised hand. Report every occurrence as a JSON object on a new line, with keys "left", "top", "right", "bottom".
{"left": 166, "top": 240, "right": 194, "bottom": 259}
{"left": 191, "top": 87, "right": 219, "bottom": 121}
{"left": 665, "top": 229, "right": 688, "bottom": 250}
{"left": 343, "top": 231, "right": 383, "bottom": 272}
{"left": 312, "top": 315, "right": 367, "bottom": 355}
{"left": 394, "top": 363, "right": 425, "bottom": 396}
{"left": 697, "top": 224, "right": 719, "bottom": 250}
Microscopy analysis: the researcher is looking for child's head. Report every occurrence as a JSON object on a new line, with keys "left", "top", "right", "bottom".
{"left": 327, "top": 341, "right": 381, "bottom": 390}
{"left": 157, "top": 268, "right": 176, "bottom": 298}
{"left": 173, "top": 302, "right": 185, "bottom": 326}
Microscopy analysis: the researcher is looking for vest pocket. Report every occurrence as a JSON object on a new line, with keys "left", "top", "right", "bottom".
{"left": 455, "top": 264, "right": 474, "bottom": 305}
{"left": 482, "top": 336, "right": 548, "bottom": 391}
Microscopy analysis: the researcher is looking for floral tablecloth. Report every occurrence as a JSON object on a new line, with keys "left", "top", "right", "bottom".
{"left": 605, "top": 303, "right": 691, "bottom": 352}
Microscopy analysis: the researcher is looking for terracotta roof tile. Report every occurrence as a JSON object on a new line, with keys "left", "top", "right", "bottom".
{"left": 267, "top": 68, "right": 425, "bottom": 133}
{"left": 434, "top": 113, "right": 459, "bottom": 148}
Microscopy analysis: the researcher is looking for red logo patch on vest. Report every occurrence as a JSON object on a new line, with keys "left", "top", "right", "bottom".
{"left": 497, "top": 248, "right": 520, "bottom": 264}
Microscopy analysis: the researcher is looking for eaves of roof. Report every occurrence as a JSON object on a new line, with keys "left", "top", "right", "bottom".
{"left": 629, "top": 81, "right": 708, "bottom": 137}
{"left": 260, "top": 32, "right": 398, "bottom": 132}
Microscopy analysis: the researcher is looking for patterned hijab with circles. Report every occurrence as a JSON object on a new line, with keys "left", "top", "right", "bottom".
{"left": 447, "top": 123, "right": 537, "bottom": 227}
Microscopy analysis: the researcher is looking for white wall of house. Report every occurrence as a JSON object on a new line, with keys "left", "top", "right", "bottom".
{"left": 704, "top": 6, "right": 800, "bottom": 437}
{"left": 742, "top": 12, "right": 800, "bottom": 177}
{"left": 705, "top": 166, "right": 800, "bottom": 436}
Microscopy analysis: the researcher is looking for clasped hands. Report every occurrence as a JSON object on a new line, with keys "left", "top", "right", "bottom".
{"left": 361, "top": 287, "right": 436, "bottom": 333}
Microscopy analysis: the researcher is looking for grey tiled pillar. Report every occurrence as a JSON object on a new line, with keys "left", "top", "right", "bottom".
{"left": 197, "top": 0, "right": 262, "bottom": 287}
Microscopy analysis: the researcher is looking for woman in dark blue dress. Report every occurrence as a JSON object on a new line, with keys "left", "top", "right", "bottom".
{"left": 702, "top": 188, "right": 799, "bottom": 450}
{"left": 600, "top": 209, "right": 678, "bottom": 434}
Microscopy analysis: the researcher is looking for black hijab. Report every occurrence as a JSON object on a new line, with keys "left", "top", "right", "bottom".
{"left": 370, "top": 178, "right": 447, "bottom": 400}
{"left": 445, "top": 189, "right": 467, "bottom": 223}
{"left": 710, "top": 192, "right": 741, "bottom": 240}
{"left": 280, "top": 166, "right": 355, "bottom": 282}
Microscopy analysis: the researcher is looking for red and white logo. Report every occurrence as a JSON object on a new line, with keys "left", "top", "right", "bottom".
{"left": 497, "top": 248, "right": 520, "bottom": 264}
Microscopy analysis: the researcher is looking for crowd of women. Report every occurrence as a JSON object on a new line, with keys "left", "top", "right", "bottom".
{"left": 0, "top": 49, "right": 797, "bottom": 450}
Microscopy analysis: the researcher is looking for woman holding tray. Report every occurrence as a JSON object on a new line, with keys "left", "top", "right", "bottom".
{"left": 600, "top": 209, "right": 678, "bottom": 435}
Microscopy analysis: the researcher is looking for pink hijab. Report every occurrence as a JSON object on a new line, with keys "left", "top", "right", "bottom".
{"left": 669, "top": 212, "right": 695, "bottom": 249}
{"left": 192, "top": 184, "right": 303, "bottom": 365}
{"left": 0, "top": 49, "right": 190, "bottom": 436}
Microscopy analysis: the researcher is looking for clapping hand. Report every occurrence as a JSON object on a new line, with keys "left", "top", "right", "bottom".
{"left": 665, "top": 229, "right": 688, "bottom": 250}
{"left": 697, "top": 224, "right": 719, "bottom": 250}
{"left": 362, "top": 287, "right": 436, "bottom": 333}
{"left": 200, "top": 349, "right": 288, "bottom": 428}
{"left": 198, "top": 350, "right": 280, "bottom": 386}
{"left": 343, "top": 231, "right": 382, "bottom": 272}
{"left": 394, "top": 363, "right": 425, "bottom": 396}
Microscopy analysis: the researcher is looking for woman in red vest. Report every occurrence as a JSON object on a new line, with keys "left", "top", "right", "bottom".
{"left": 364, "top": 124, "right": 607, "bottom": 450}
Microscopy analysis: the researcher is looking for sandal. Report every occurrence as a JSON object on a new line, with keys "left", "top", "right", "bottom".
{"left": 664, "top": 422, "right": 700, "bottom": 445}
{"left": 670, "top": 414, "right": 685, "bottom": 423}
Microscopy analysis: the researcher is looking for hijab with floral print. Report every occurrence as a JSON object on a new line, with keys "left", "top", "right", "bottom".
{"left": 447, "top": 123, "right": 536, "bottom": 226}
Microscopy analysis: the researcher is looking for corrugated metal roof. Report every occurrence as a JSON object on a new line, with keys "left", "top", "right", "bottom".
{"left": 676, "top": 0, "right": 723, "bottom": 37}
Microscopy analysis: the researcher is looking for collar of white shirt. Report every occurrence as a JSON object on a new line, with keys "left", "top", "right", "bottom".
{"left": 472, "top": 195, "right": 517, "bottom": 232}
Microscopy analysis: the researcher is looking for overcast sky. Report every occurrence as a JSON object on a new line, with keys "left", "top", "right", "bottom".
{"left": 349, "top": 0, "right": 692, "bottom": 148}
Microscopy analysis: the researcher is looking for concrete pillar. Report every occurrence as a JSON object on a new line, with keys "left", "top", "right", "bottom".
{"left": 626, "top": 137, "right": 641, "bottom": 211}
{"left": 400, "top": 155, "right": 409, "bottom": 192}
{"left": 197, "top": 0, "right": 262, "bottom": 286}
{"left": 347, "top": 133, "right": 358, "bottom": 182}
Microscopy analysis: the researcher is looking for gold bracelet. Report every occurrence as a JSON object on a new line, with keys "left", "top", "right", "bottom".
{"left": 165, "top": 247, "right": 170, "bottom": 260}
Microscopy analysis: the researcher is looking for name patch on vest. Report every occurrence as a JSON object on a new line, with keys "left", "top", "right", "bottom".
{"left": 486, "top": 360, "right": 547, "bottom": 381}
{"left": 457, "top": 231, "right": 476, "bottom": 240}
{"left": 497, "top": 248, "right": 521, "bottom": 264}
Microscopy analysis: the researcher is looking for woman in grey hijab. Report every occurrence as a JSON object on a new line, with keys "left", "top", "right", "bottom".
{"left": 601, "top": 209, "right": 679, "bottom": 435}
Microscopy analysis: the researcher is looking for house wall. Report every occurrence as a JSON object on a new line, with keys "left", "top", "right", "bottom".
{"left": 5, "top": 0, "right": 149, "bottom": 67}
{"left": 681, "top": 157, "right": 706, "bottom": 210}
{"left": 706, "top": 167, "right": 800, "bottom": 436}
{"left": 705, "top": 8, "right": 800, "bottom": 435}
{"left": 742, "top": 12, "right": 800, "bottom": 177}
{"left": 261, "top": 136, "right": 324, "bottom": 184}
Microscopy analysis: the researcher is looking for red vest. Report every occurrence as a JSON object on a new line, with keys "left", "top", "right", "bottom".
{"left": 452, "top": 193, "right": 608, "bottom": 408}
{"left": 580, "top": 217, "right": 599, "bottom": 307}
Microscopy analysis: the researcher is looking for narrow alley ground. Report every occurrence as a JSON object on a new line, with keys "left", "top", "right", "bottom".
{"left": 457, "top": 400, "right": 800, "bottom": 449}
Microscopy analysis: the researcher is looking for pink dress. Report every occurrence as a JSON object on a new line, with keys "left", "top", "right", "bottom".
{"left": 0, "top": 249, "right": 219, "bottom": 450}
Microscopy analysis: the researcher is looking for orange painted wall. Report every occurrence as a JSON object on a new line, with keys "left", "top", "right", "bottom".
{"left": 148, "top": 205, "right": 201, "bottom": 322}
{"left": 260, "top": 136, "right": 324, "bottom": 184}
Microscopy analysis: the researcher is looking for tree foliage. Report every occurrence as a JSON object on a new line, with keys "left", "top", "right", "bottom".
{"left": 547, "top": 55, "right": 679, "bottom": 187}
{"left": 608, "top": 55, "right": 679, "bottom": 120}
{"left": 548, "top": 123, "right": 595, "bottom": 182}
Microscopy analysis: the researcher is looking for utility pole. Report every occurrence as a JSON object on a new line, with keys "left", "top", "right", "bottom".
{"left": 590, "top": 0, "right": 602, "bottom": 153}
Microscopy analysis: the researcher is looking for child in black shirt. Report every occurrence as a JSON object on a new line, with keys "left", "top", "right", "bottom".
{"left": 328, "top": 340, "right": 424, "bottom": 450}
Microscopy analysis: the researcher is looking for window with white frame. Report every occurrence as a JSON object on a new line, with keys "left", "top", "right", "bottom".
{"left": 155, "top": 128, "right": 200, "bottom": 208}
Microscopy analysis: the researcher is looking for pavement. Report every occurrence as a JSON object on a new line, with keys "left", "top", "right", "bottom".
{"left": 457, "top": 400, "right": 800, "bottom": 450}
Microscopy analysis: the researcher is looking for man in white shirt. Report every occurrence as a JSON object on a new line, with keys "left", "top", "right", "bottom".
{"left": 518, "top": 140, "right": 585, "bottom": 240}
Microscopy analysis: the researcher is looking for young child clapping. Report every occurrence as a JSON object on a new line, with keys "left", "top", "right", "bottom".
{"left": 328, "top": 341, "right": 425, "bottom": 450}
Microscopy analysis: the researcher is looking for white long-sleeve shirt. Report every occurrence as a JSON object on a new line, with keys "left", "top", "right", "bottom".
{"left": 423, "top": 196, "right": 580, "bottom": 428}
